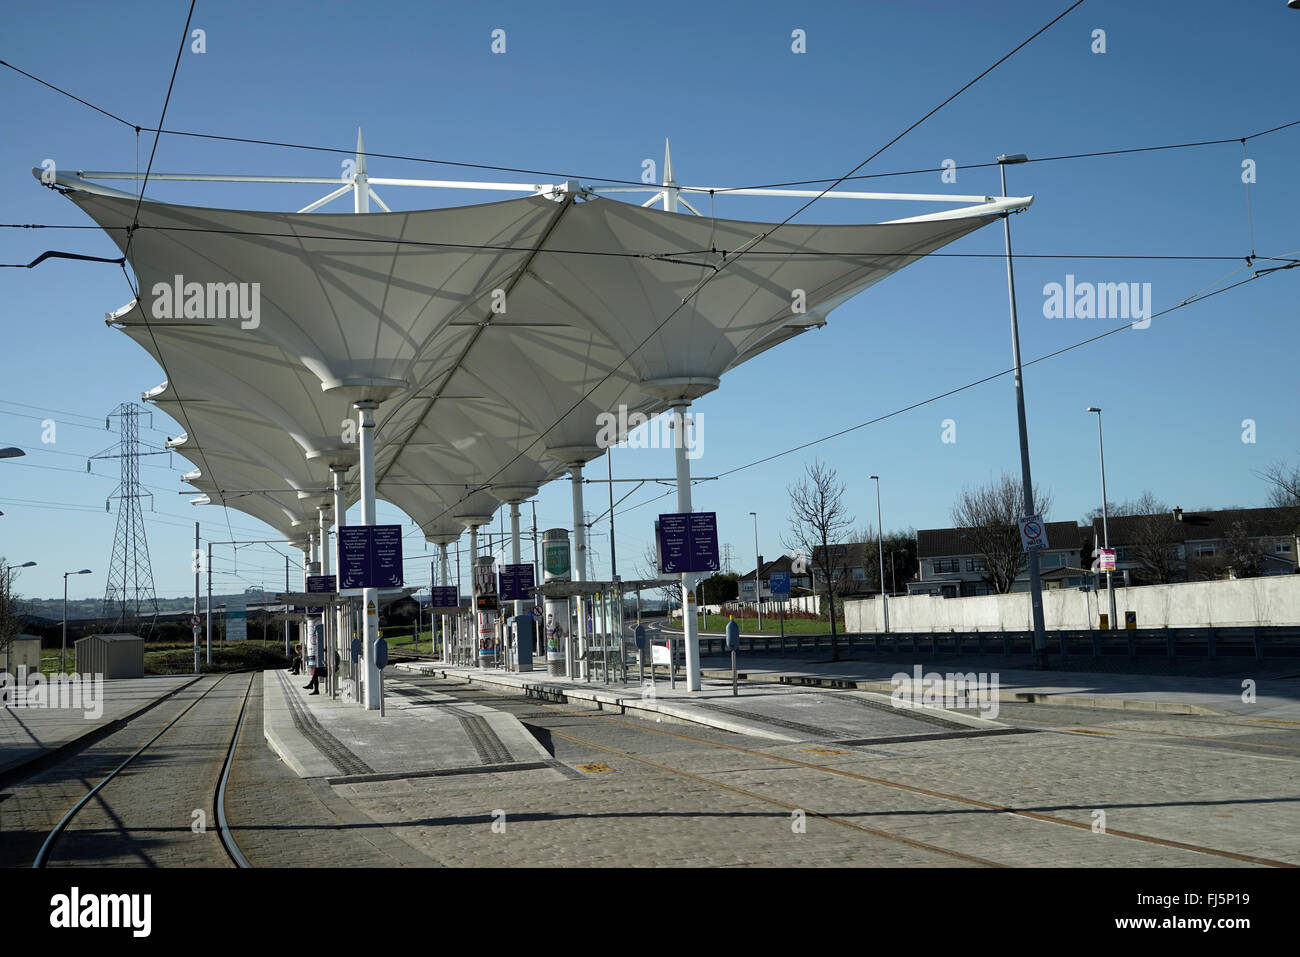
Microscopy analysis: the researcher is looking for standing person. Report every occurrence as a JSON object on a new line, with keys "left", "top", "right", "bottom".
{"left": 303, "top": 622, "right": 324, "bottom": 694}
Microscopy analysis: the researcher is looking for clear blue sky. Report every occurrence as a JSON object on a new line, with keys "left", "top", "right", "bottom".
{"left": 2, "top": 0, "right": 1298, "bottom": 602}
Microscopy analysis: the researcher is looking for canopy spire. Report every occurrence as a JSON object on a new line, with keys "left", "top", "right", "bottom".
{"left": 354, "top": 127, "right": 369, "bottom": 213}
{"left": 663, "top": 138, "right": 677, "bottom": 212}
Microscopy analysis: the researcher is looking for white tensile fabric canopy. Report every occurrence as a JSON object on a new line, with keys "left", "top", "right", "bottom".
{"left": 54, "top": 178, "right": 1012, "bottom": 542}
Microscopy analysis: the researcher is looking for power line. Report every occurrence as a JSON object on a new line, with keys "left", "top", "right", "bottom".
{"left": 104, "top": 1, "right": 238, "bottom": 551}
{"left": 7, "top": 52, "right": 1295, "bottom": 195}
{"left": 713, "top": 264, "right": 1294, "bottom": 480}
{"left": 416, "top": 0, "right": 1088, "bottom": 533}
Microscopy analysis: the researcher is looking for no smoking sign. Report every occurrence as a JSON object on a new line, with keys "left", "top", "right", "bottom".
{"left": 1019, "top": 515, "right": 1048, "bottom": 552}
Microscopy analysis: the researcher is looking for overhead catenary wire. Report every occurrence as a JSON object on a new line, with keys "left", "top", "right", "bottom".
{"left": 711, "top": 264, "right": 1294, "bottom": 481}
{"left": 418, "top": 0, "right": 1091, "bottom": 532}
{"left": 5, "top": 52, "right": 1296, "bottom": 195}
{"left": 6, "top": 5, "right": 1295, "bottom": 549}
{"left": 98, "top": 0, "right": 238, "bottom": 551}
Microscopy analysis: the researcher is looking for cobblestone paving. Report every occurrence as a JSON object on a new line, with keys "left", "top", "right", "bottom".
{"left": 223, "top": 674, "right": 440, "bottom": 867}
{"left": 7, "top": 670, "right": 1297, "bottom": 868}
{"left": 42, "top": 674, "right": 253, "bottom": 867}
{"left": 0, "top": 675, "right": 229, "bottom": 868}
{"left": 326, "top": 676, "right": 1300, "bottom": 867}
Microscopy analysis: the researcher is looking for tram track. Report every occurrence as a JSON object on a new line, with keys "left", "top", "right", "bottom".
{"left": 27, "top": 672, "right": 256, "bottom": 869}
{"left": 413, "top": 674, "right": 1297, "bottom": 868}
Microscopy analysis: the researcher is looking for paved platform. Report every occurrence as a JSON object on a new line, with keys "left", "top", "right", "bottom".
{"left": 0, "top": 674, "right": 200, "bottom": 781}
{"left": 262, "top": 668, "right": 559, "bottom": 785}
{"left": 690, "top": 653, "right": 1300, "bottom": 720}
{"left": 397, "top": 660, "right": 1005, "bottom": 744}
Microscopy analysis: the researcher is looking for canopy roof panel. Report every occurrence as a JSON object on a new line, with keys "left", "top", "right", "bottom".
{"left": 51, "top": 172, "right": 1020, "bottom": 542}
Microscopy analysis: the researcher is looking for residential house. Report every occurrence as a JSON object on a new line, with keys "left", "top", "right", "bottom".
{"left": 1091, "top": 506, "right": 1298, "bottom": 584}
{"left": 907, "top": 523, "right": 1087, "bottom": 597}
{"left": 738, "top": 554, "right": 814, "bottom": 597}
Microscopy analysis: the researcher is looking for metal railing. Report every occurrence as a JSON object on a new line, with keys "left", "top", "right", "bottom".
{"left": 690, "top": 626, "right": 1300, "bottom": 660}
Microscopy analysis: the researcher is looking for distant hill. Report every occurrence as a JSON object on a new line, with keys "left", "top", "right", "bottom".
{"left": 21, "top": 589, "right": 271, "bottom": 622}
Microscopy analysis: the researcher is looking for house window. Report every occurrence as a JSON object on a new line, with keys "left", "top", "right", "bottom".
{"left": 1193, "top": 543, "right": 1217, "bottom": 557}
{"left": 851, "top": 567, "right": 866, "bottom": 581}
{"left": 1276, "top": 541, "right": 1294, "bottom": 554}
{"left": 965, "top": 557, "right": 986, "bottom": 572}
{"left": 1039, "top": 553, "right": 1065, "bottom": 570}
{"left": 932, "top": 559, "right": 958, "bottom": 574}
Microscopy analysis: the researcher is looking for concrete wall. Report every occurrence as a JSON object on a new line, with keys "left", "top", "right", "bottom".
{"left": 846, "top": 575, "right": 1300, "bottom": 632}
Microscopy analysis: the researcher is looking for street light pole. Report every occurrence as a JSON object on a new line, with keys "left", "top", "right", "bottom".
{"left": 1087, "top": 407, "right": 1119, "bottom": 630}
{"left": 749, "top": 511, "right": 762, "bottom": 630}
{"left": 998, "top": 152, "right": 1049, "bottom": 668}
{"left": 62, "top": 568, "right": 91, "bottom": 673}
{"left": 870, "top": 475, "right": 888, "bottom": 633}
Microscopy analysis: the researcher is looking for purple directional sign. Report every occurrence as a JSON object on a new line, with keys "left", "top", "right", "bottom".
{"left": 428, "top": 586, "right": 459, "bottom": 610}
{"left": 657, "top": 513, "right": 689, "bottom": 573}
{"left": 657, "top": 511, "right": 719, "bottom": 574}
{"left": 338, "top": 527, "right": 370, "bottom": 590}
{"left": 498, "top": 563, "right": 536, "bottom": 602}
{"left": 370, "top": 525, "right": 403, "bottom": 587}
{"left": 338, "top": 525, "right": 404, "bottom": 589}
{"left": 306, "top": 574, "right": 336, "bottom": 613}
{"left": 687, "top": 512, "right": 720, "bottom": 573}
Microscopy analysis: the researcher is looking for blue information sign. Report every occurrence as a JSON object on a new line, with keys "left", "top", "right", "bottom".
{"left": 306, "top": 574, "right": 336, "bottom": 613}
{"left": 428, "top": 586, "right": 459, "bottom": 610}
{"left": 338, "top": 525, "right": 405, "bottom": 589}
{"left": 656, "top": 512, "right": 720, "bottom": 574}
{"left": 769, "top": 571, "right": 791, "bottom": 599}
{"left": 498, "top": 564, "right": 536, "bottom": 602}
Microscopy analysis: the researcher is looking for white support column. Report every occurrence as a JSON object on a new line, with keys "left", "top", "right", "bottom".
{"left": 356, "top": 401, "right": 381, "bottom": 710}
{"left": 510, "top": 503, "right": 523, "bottom": 619}
{"left": 570, "top": 464, "right": 588, "bottom": 679}
{"left": 674, "top": 405, "right": 702, "bottom": 691}
{"left": 317, "top": 502, "right": 332, "bottom": 695}
{"left": 439, "top": 541, "right": 451, "bottom": 662}
{"left": 468, "top": 523, "right": 480, "bottom": 668}
{"left": 330, "top": 465, "right": 349, "bottom": 696}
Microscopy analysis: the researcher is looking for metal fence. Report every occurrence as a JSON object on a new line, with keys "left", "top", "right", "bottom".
{"left": 695, "top": 626, "right": 1300, "bottom": 660}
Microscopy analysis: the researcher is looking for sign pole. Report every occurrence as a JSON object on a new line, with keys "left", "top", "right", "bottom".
{"left": 193, "top": 522, "right": 200, "bottom": 675}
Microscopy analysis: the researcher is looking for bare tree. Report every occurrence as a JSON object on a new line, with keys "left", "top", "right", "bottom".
{"left": 1, "top": 558, "right": 29, "bottom": 659}
{"left": 1257, "top": 458, "right": 1300, "bottom": 536}
{"left": 783, "top": 460, "right": 854, "bottom": 661}
{"left": 1259, "top": 458, "right": 1300, "bottom": 508}
{"left": 637, "top": 542, "right": 681, "bottom": 611}
{"left": 950, "top": 474, "right": 1052, "bottom": 594}
{"left": 1224, "top": 520, "right": 1269, "bottom": 579}
{"left": 1121, "top": 491, "right": 1185, "bottom": 584}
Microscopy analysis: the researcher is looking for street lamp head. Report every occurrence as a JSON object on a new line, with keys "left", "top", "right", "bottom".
{"left": 77, "top": 568, "right": 92, "bottom": 575}
{"left": 20, "top": 561, "right": 36, "bottom": 568}
{"left": 0, "top": 447, "right": 26, "bottom": 459}
{"left": 869, "top": 475, "right": 879, "bottom": 481}
{"left": 996, "top": 153, "right": 1029, "bottom": 165}
{"left": 1290, "top": 1, "right": 1300, "bottom": 10}
{"left": 1086, "top": 407, "right": 1101, "bottom": 413}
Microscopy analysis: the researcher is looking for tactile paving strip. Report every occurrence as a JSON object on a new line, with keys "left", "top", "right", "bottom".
{"left": 275, "top": 671, "right": 373, "bottom": 777}
{"left": 388, "top": 685, "right": 513, "bottom": 765}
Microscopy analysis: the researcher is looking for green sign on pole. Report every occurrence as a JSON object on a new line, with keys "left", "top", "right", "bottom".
{"left": 544, "top": 539, "right": 571, "bottom": 578}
